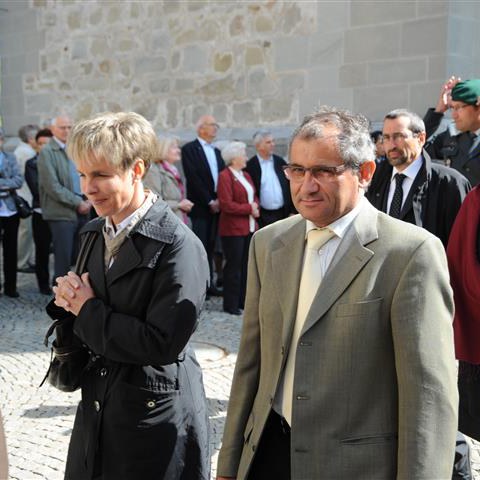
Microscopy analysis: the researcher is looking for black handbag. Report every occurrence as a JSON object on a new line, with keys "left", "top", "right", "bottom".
{"left": 11, "top": 191, "right": 32, "bottom": 218}
{"left": 40, "top": 231, "right": 98, "bottom": 392}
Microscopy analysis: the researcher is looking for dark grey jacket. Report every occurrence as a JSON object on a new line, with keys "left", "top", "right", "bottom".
{"left": 48, "top": 199, "right": 210, "bottom": 480}
{"left": 0, "top": 151, "right": 23, "bottom": 212}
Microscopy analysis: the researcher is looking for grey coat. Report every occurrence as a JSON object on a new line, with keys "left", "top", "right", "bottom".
{"left": 218, "top": 200, "right": 458, "bottom": 480}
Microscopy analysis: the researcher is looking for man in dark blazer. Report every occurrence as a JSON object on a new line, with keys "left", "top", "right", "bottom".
{"left": 217, "top": 107, "right": 458, "bottom": 480}
{"left": 367, "top": 108, "right": 471, "bottom": 247}
{"left": 424, "top": 77, "right": 480, "bottom": 186}
{"left": 245, "top": 130, "right": 294, "bottom": 227}
{"left": 182, "top": 115, "right": 225, "bottom": 293}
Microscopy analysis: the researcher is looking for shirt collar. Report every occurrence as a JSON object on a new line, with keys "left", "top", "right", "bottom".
{"left": 198, "top": 137, "right": 213, "bottom": 148}
{"left": 257, "top": 154, "right": 273, "bottom": 163}
{"left": 305, "top": 195, "right": 367, "bottom": 240}
{"left": 390, "top": 154, "right": 423, "bottom": 182}
{"left": 53, "top": 137, "right": 66, "bottom": 149}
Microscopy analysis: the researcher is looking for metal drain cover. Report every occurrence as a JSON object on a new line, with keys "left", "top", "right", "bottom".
{"left": 192, "top": 341, "right": 227, "bottom": 363}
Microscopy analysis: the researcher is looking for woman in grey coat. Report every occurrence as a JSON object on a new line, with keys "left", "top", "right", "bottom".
{"left": 51, "top": 112, "right": 210, "bottom": 480}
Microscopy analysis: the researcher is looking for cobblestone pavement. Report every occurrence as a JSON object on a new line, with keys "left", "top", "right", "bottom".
{"left": 1, "top": 272, "right": 479, "bottom": 479}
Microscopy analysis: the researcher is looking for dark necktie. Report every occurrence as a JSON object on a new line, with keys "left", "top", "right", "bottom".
{"left": 389, "top": 173, "right": 406, "bottom": 218}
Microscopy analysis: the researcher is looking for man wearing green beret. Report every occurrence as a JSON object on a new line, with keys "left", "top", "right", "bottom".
{"left": 424, "top": 77, "right": 480, "bottom": 186}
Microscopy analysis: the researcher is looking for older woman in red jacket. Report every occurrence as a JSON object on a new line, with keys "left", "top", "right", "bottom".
{"left": 218, "top": 141, "right": 259, "bottom": 315}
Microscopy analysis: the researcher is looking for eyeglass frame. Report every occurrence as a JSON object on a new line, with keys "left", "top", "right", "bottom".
{"left": 449, "top": 104, "right": 473, "bottom": 113}
{"left": 202, "top": 122, "right": 220, "bottom": 129}
{"left": 282, "top": 163, "right": 354, "bottom": 182}
{"left": 381, "top": 131, "right": 419, "bottom": 144}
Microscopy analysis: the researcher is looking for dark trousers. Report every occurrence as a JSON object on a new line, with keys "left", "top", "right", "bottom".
{"left": 248, "top": 409, "right": 291, "bottom": 480}
{"left": 259, "top": 207, "right": 286, "bottom": 228}
{"left": 221, "top": 234, "right": 251, "bottom": 311}
{"left": 32, "top": 212, "right": 52, "bottom": 290}
{"left": 191, "top": 214, "right": 218, "bottom": 282}
{"left": 0, "top": 214, "right": 19, "bottom": 294}
{"left": 49, "top": 215, "right": 87, "bottom": 281}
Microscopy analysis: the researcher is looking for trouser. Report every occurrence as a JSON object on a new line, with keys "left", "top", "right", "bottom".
{"left": 191, "top": 214, "right": 218, "bottom": 282}
{"left": 259, "top": 207, "right": 285, "bottom": 228}
{"left": 0, "top": 214, "right": 20, "bottom": 294}
{"left": 247, "top": 409, "right": 291, "bottom": 480}
{"left": 221, "top": 234, "right": 251, "bottom": 311}
{"left": 17, "top": 216, "right": 34, "bottom": 268}
{"left": 49, "top": 215, "right": 88, "bottom": 281}
{"left": 32, "top": 212, "right": 52, "bottom": 290}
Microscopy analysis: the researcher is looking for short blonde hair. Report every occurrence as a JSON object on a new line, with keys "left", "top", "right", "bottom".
{"left": 158, "top": 136, "right": 180, "bottom": 162}
{"left": 67, "top": 112, "right": 159, "bottom": 173}
{"left": 221, "top": 141, "right": 246, "bottom": 166}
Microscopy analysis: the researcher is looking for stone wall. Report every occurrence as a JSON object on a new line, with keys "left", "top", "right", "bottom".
{"left": 1, "top": 0, "right": 480, "bottom": 146}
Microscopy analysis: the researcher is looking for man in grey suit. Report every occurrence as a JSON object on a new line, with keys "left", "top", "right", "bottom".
{"left": 217, "top": 107, "right": 458, "bottom": 480}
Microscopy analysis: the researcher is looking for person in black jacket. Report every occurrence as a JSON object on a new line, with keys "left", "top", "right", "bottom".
{"left": 424, "top": 77, "right": 480, "bottom": 186}
{"left": 24, "top": 128, "right": 53, "bottom": 294}
{"left": 181, "top": 115, "right": 225, "bottom": 295}
{"left": 51, "top": 112, "right": 210, "bottom": 480}
{"left": 367, "top": 109, "right": 471, "bottom": 247}
{"left": 245, "top": 130, "right": 294, "bottom": 227}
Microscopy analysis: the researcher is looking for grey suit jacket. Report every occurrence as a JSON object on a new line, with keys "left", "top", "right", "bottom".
{"left": 218, "top": 200, "right": 458, "bottom": 480}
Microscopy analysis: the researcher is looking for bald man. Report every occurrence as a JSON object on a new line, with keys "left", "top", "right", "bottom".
{"left": 182, "top": 115, "right": 225, "bottom": 294}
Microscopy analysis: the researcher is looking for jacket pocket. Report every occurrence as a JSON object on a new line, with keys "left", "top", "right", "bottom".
{"left": 244, "top": 412, "right": 254, "bottom": 444}
{"left": 336, "top": 297, "right": 383, "bottom": 317}
{"left": 340, "top": 432, "right": 397, "bottom": 445}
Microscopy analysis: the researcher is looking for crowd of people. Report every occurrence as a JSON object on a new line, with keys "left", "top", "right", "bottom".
{"left": 0, "top": 75, "right": 479, "bottom": 478}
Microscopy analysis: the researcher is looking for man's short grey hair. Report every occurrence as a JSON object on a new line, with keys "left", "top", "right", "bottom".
{"left": 253, "top": 130, "right": 272, "bottom": 146}
{"left": 221, "top": 141, "right": 246, "bottom": 166}
{"left": 289, "top": 106, "right": 375, "bottom": 169}
{"left": 18, "top": 124, "right": 39, "bottom": 143}
{"left": 384, "top": 109, "right": 426, "bottom": 134}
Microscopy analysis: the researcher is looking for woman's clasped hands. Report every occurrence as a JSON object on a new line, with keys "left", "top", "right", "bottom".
{"left": 53, "top": 272, "right": 95, "bottom": 316}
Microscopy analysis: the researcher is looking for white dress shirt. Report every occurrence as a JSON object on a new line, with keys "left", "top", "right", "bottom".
{"left": 258, "top": 155, "right": 284, "bottom": 210}
{"left": 229, "top": 167, "right": 255, "bottom": 233}
{"left": 198, "top": 137, "right": 219, "bottom": 192}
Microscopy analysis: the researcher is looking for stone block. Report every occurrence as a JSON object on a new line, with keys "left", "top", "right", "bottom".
{"left": 274, "top": 36, "right": 309, "bottom": 71}
{"left": 89, "top": 8, "right": 103, "bottom": 26}
{"left": 58, "top": 81, "right": 71, "bottom": 91}
{"left": 91, "top": 38, "right": 109, "bottom": 56}
{"left": 98, "top": 60, "right": 112, "bottom": 74}
{"left": 350, "top": 1, "right": 415, "bottom": 26}
{"left": 230, "top": 15, "right": 245, "bottom": 36}
{"left": 164, "top": 1, "right": 180, "bottom": 14}
{"left": 248, "top": 69, "right": 278, "bottom": 97}
{"left": 448, "top": 17, "right": 475, "bottom": 57}
{"left": 279, "top": 72, "right": 306, "bottom": 94}
{"left": 80, "top": 62, "right": 94, "bottom": 75}
{"left": 0, "top": 32, "right": 24, "bottom": 56}
{"left": 309, "top": 31, "right": 343, "bottom": 66}
{"left": 133, "top": 99, "right": 157, "bottom": 122}
{"left": 428, "top": 55, "right": 447, "bottom": 81}
{"left": 197, "top": 75, "right": 234, "bottom": 96}
{"left": 447, "top": 55, "right": 476, "bottom": 79}
{"left": 401, "top": 17, "right": 447, "bottom": 56}
{"left": 149, "top": 78, "right": 170, "bottom": 94}
{"left": 282, "top": 3, "right": 302, "bottom": 34}
{"left": 76, "top": 77, "right": 110, "bottom": 91}
{"left": 23, "top": 31, "right": 45, "bottom": 54}
{"left": 152, "top": 31, "right": 171, "bottom": 50}
{"left": 43, "top": 11, "right": 57, "bottom": 27}
{"left": 25, "top": 94, "right": 52, "bottom": 114}
{"left": 71, "top": 39, "right": 88, "bottom": 60}
{"left": 368, "top": 58, "right": 427, "bottom": 85}
{"left": 214, "top": 53, "right": 232, "bottom": 73}
{"left": 300, "top": 89, "right": 353, "bottom": 120}
{"left": 67, "top": 10, "right": 82, "bottom": 29}
{"left": 235, "top": 75, "right": 246, "bottom": 98}
{"left": 2, "top": 75, "right": 23, "bottom": 98}
{"left": 171, "top": 50, "right": 180, "bottom": 70}
{"left": 255, "top": 15, "right": 273, "bottom": 33}
{"left": 75, "top": 102, "right": 93, "bottom": 120}
{"left": 135, "top": 56, "right": 167, "bottom": 74}
{"left": 345, "top": 24, "right": 400, "bottom": 63}
{"left": 416, "top": 0, "right": 448, "bottom": 17}
{"left": 166, "top": 98, "right": 178, "bottom": 128}
{"left": 409, "top": 81, "right": 444, "bottom": 118}
{"left": 3, "top": 54, "right": 27, "bottom": 75}
{"left": 192, "top": 105, "right": 207, "bottom": 124}
{"left": 117, "top": 37, "right": 136, "bottom": 52}
{"left": 316, "top": 1, "right": 348, "bottom": 32}
{"left": 175, "top": 78, "right": 194, "bottom": 92}
{"left": 339, "top": 64, "right": 367, "bottom": 88}
{"left": 198, "top": 21, "right": 218, "bottom": 42}
{"left": 107, "top": 5, "right": 121, "bottom": 23}
{"left": 307, "top": 67, "right": 338, "bottom": 91}
{"left": 245, "top": 46, "right": 264, "bottom": 67}
{"left": 213, "top": 104, "right": 228, "bottom": 123}
{"left": 353, "top": 85, "right": 409, "bottom": 123}
{"left": 183, "top": 45, "right": 207, "bottom": 73}
{"left": 447, "top": 1, "right": 480, "bottom": 18}
{"left": 130, "top": 2, "right": 141, "bottom": 19}
{"left": 261, "top": 97, "right": 293, "bottom": 122}
{"left": 233, "top": 101, "right": 256, "bottom": 124}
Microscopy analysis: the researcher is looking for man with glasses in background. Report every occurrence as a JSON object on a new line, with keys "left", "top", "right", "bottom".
{"left": 217, "top": 106, "right": 458, "bottom": 480}
{"left": 424, "top": 77, "right": 480, "bottom": 186}
{"left": 37, "top": 115, "right": 91, "bottom": 281}
{"left": 182, "top": 115, "right": 225, "bottom": 295}
{"left": 366, "top": 109, "right": 470, "bottom": 247}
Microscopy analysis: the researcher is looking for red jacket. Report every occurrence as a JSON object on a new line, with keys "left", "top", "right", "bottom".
{"left": 218, "top": 168, "right": 259, "bottom": 237}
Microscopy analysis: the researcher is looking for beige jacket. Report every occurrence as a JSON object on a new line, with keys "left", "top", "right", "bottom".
{"left": 218, "top": 200, "right": 458, "bottom": 480}
{"left": 0, "top": 410, "right": 8, "bottom": 480}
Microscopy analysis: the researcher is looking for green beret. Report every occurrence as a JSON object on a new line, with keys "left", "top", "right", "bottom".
{"left": 451, "top": 79, "right": 480, "bottom": 105}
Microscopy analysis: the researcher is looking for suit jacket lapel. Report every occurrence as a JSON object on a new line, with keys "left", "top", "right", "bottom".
{"left": 105, "top": 237, "right": 142, "bottom": 286}
{"left": 400, "top": 159, "right": 426, "bottom": 219}
{"left": 301, "top": 202, "right": 378, "bottom": 335}
{"left": 86, "top": 232, "right": 108, "bottom": 300}
{"left": 194, "top": 139, "right": 215, "bottom": 189}
{"left": 271, "top": 217, "right": 306, "bottom": 348}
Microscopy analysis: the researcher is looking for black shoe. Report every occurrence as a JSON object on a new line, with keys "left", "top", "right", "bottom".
{"left": 207, "top": 286, "right": 223, "bottom": 297}
{"left": 224, "top": 308, "right": 242, "bottom": 315}
{"left": 18, "top": 266, "right": 35, "bottom": 274}
{"left": 39, "top": 287, "right": 53, "bottom": 295}
{"left": 4, "top": 290, "right": 20, "bottom": 298}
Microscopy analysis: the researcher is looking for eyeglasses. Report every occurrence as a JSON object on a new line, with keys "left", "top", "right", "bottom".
{"left": 449, "top": 104, "right": 472, "bottom": 113}
{"left": 203, "top": 122, "right": 220, "bottom": 129}
{"left": 56, "top": 126, "right": 72, "bottom": 130}
{"left": 382, "top": 132, "right": 418, "bottom": 143}
{"left": 283, "top": 163, "right": 352, "bottom": 182}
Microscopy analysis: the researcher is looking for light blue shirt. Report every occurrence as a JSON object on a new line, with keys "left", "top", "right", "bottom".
{"left": 198, "top": 137, "right": 219, "bottom": 192}
{"left": 258, "top": 155, "right": 284, "bottom": 210}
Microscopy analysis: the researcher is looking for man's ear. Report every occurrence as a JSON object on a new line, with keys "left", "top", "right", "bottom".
{"left": 133, "top": 158, "right": 146, "bottom": 180}
{"left": 359, "top": 160, "right": 376, "bottom": 188}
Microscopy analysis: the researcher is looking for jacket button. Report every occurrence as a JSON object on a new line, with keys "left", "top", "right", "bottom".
{"left": 93, "top": 400, "right": 101, "bottom": 412}
{"left": 146, "top": 400, "right": 156, "bottom": 409}
{"left": 251, "top": 444, "right": 256, "bottom": 452}
{"left": 99, "top": 368, "right": 108, "bottom": 377}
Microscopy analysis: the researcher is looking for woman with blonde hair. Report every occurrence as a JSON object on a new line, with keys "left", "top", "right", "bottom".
{"left": 50, "top": 112, "right": 210, "bottom": 479}
{"left": 143, "top": 136, "right": 193, "bottom": 224}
